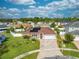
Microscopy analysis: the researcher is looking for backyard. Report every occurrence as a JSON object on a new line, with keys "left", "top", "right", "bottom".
{"left": 1, "top": 32, "right": 40, "bottom": 59}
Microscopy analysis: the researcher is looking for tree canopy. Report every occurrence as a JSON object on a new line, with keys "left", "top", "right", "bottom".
{"left": 0, "top": 17, "right": 79, "bottom": 22}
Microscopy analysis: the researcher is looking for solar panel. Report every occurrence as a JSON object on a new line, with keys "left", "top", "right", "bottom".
{"left": 30, "top": 27, "right": 41, "bottom": 32}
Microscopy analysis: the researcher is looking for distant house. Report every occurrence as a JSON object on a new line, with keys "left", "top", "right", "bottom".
{"left": 0, "top": 35, "right": 6, "bottom": 44}
{"left": 14, "top": 23, "right": 32, "bottom": 32}
{"left": 37, "top": 22, "right": 50, "bottom": 27}
{"left": 24, "top": 27, "right": 56, "bottom": 40}
{"left": 11, "top": 23, "right": 32, "bottom": 37}
{"left": 65, "top": 21, "right": 79, "bottom": 41}
{"left": 27, "top": 21, "right": 35, "bottom": 27}
{"left": 65, "top": 21, "right": 79, "bottom": 33}
{"left": 15, "top": 23, "right": 32, "bottom": 29}
{"left": 0, "top": 24, "right": 8, "bottom": 32}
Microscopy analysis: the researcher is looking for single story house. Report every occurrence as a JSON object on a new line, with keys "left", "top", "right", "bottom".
{"left": 14, "top": 23, "right": 32, "bottom": 32}
{"left": 11, "top": 23, "right": 32, "bottom": 37}
{"left": 0, "top": 24, "right": 8, "bottom": 32}
{"left": 15, "top": 23, "right": 32, "bottom": 29}
{"left": 36, "top": 22, "right": 50, "bottom": 27}
{"left": 65, "top": 21, "right": 79, "bottom": 41}
{"left": 24, "top": 27, "right": 56, "bottom": 40}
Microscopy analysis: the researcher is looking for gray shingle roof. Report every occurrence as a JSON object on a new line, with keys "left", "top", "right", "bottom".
{"left": 64, "top": 21, "right": 79, "bottom": 27}
{"left": 68, "top": 30, "right": 79, "bottom": 35}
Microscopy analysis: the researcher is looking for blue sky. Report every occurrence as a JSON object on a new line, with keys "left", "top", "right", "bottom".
{"left": 0, "top": 0, "right": 79, "bottom": 18}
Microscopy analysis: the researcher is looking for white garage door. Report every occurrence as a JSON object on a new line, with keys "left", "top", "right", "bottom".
{"left": 42, "top": 34, "right": 56, "bottom": 40}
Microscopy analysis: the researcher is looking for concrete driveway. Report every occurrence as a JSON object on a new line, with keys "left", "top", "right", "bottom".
{"left": 37, "top": 39, "right": 62, "bottom": 59}
{"left": 74, "top": 41, "right": 79, "bottom": 49}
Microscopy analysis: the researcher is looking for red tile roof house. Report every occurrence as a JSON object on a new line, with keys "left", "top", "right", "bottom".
{"left": 23, "top": 27, "right": 56, "bottom": 40}
{"left": 10, "top": 23, "right": 32, "bottom": 37}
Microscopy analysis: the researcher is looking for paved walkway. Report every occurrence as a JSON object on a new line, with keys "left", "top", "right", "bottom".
{"left": 14, "top": 48, "right": 79, "bottom": 59}
{"left": 14, "top": 40, "right": 79, "bottom": 59}
{"left": 37, "top": 40, "right": 62, "bottom": 59}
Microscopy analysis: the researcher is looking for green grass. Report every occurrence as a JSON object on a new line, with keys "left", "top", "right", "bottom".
{"left": 65, "top": 42, "right": 77, "bottom": 49}
{"left": 57, "top": 34, "right": 79, "bottom": 58}
{"left": 62, "top": 50, "right": 79, "bottom": 58}
{"left": 22, "top": 53, "right": 38, "bottom": 59}
{"left": 1, "top": 32, "right": 40, "bottom": 59}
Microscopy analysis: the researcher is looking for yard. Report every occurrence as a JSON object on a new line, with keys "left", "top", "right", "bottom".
{"left": 57, "top": 34, "right": 79, "bottom": 58}
{"left": 1, "top": 32, "right": 40, "bottom": 59}
{"left": 22, "top": 53, "right": 38, "bottom": 59}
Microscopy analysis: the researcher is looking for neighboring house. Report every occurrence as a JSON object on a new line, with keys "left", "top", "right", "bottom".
{"left": 0, "top": 35, "right": 6, "bottom": 44}
{"left": 17, "top": 21, "right": 23, "bottom": 24}
{"left": 36, "top": 22, "right": 50, "bottom": 27}
{"left": 55, "top": 21, "right": 70, "bottom": 26}
{"left": 0, "top": 25, "right": 8, "bottom": 32}
{"left": 65, "top": 21, "right": 79, "bottom": 41}
{"left": 27, "top": 21, "right": 35, "bottom": 27}
{"left": 65, "top": 21, "right": 79, "bottom": 33}
{"left": 15, "top": 23, "right": 32, "bottom": 29}
{"left": 11, "top": 23, "right": 32, "bottom": 37}
{"left": 24, "top": 27, "right": 56, "bottom": 40}
{"left": 14, "top": 23, "right": 32, "bottom": 32}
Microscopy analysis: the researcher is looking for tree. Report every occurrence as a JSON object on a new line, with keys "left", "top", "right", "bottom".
{"left": 50, "top": 22, "right": 56, "bottom": 28}
{"left": 54, "top": 28, "right": 60, "bottom": 34}
{"left": 64, "top": 33, "right": 75, "bottom": 43}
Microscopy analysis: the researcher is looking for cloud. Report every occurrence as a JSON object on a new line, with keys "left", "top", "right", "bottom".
{"left": 8, "top": 8, "right": 21, "bottom": 13}
{"left": 0, "top": 0, "right": 79, "bottom": 18}
{"left": 49, "top": 13, "right": 64, "bottom": 18}
{"left": 71, "top": 10, "right": 79, "bottom": 17}
{"left": 47, "top": 0, "right": 79, "bottom": 10}
{"left": 0, "top": 7, "right": 20, "bottom": 18}
{"left": 5, "top": 0, "right": 36, "bottom": 5}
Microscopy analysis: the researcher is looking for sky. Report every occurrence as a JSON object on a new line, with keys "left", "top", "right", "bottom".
{"left": 0, "top": 0, "right": 79, "bottom": 18}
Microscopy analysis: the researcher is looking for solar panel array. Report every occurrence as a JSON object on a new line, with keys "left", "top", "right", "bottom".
{"left": 30, "top": 27, "right": 41, "bottom": 32}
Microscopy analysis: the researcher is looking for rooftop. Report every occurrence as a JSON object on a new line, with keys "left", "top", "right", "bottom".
{"left": 24, "top": 27, "right": 55, "bottom": 34}
{"left": 15, "top": 23, "right": 32, "bottom": 28}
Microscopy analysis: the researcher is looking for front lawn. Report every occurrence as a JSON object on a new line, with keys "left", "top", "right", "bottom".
{"left": 65, "top": 42, "right": 77, "bottom": 49}
{"left": 57, "top": 34, "right": 79, "bottom": 58}
{"left": 62, "top": 50, "right": 79, "bottom": 58}
{"left": 1, "top": 32, "right": 40, "bottom": 59}
{"left": 22, "top": 52, "right": 38, "bottom": 59}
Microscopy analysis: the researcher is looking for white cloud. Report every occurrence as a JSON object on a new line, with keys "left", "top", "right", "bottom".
{"left": 0, "top": 8, "right": 20, "bottom": 18}
{"left": 49, "top": 13, "right": 64, "bottom": 18}
{"left": 71, "top": 10, "right": 79, "bottom": 17}
{"left": 29, "top": 5, "right": 36, "bottom": 8}
{"left": 6, "top": 0, "right": 35, "bottom": 5}
{"left": 47, "top": 0, "right": 79, "bottom": 10}
{"left": 8, "top": 8, "right": 21, "bottom": 13}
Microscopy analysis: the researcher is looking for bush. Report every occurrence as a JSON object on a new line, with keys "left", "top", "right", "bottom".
{"left": 23, "top": 35, "right": 30, "bottom": 39}
{"left": 32, "top": 38, "right": 36, "bottom": 41}
{"left": 64, "top": 33, "right": 75, "bottom": 43}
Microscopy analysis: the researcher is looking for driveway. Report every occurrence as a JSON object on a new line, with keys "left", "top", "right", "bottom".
{"left": 74, "top": 41, "right": 79, "bottom": 49}
{"left": 37, "top": 39, "right": 62, "bottom": 59}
